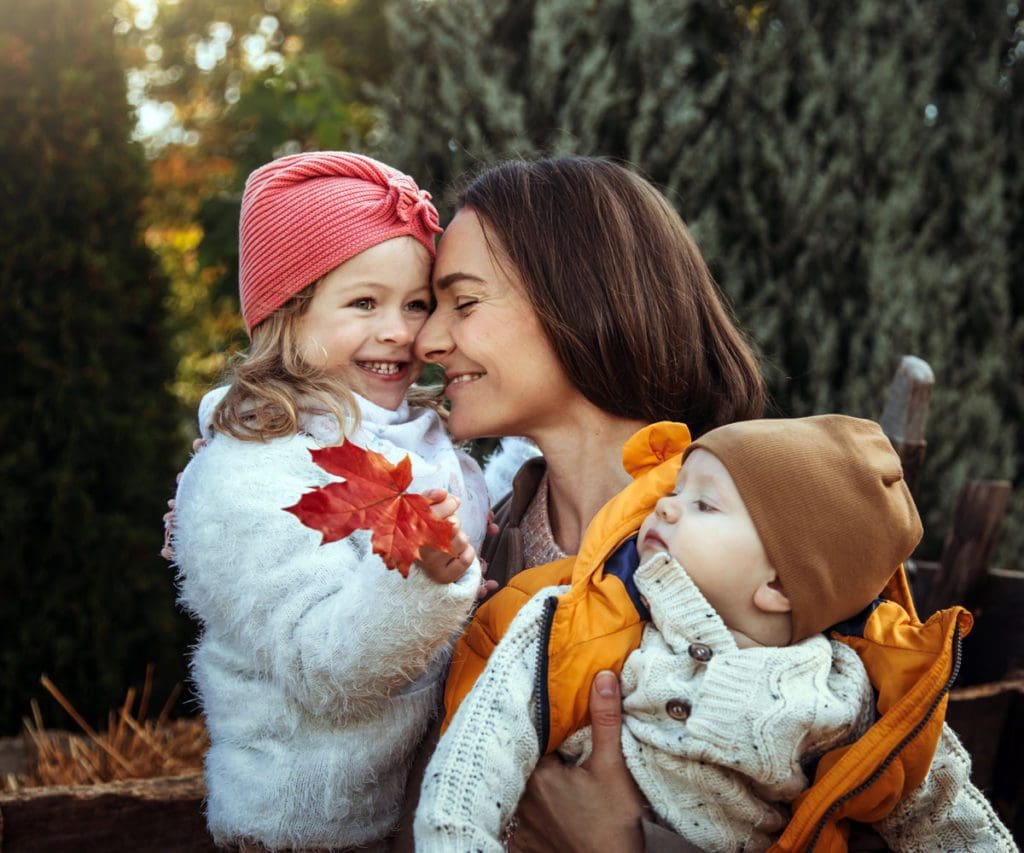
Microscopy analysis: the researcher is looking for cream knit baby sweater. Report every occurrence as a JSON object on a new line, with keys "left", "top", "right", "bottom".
{"left": 173, "top": 388, "right": 487, "bottom": 851}
{"left": 415, "top": 553, "right": 1015, "bottom": 852}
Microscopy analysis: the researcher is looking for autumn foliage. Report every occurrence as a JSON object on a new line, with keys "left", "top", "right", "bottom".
{"left": 286, "top": 441, "right": 456, "bottom": 575}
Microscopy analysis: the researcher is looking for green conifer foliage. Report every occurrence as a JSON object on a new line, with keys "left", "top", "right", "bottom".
{"left": 380, "top": 0, "right": 744, "bottom": 210}
{"left": 0, "top": 0, "right": 190, "bottom": 732}
{"left": 382, "top": 0, "right": 1022, "bottom": 566}
{"left": 690, "top": 2, "right": 1021, "bottom": 563}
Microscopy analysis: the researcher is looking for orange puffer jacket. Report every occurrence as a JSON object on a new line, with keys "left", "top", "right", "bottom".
{"left": 444, "top": 422, "right": 972, "bottom": 852}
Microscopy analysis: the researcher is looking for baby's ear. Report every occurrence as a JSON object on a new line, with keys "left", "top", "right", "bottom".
{"left": 753, "top": 575, "right": 791, "bottom": 614}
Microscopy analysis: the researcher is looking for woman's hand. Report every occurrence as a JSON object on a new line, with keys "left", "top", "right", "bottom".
{"left": 418, "top": 489, "right": 477, "bottom": 584}
{"left": 510, "top": 671, "right": 647, "bottom": 853}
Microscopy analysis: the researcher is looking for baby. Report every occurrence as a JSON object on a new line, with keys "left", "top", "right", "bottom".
{"left": 416, "top": 415, "right": 1014, "bottom": 852}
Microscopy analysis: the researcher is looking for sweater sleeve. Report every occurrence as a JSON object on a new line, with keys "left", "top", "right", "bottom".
{"left": 414, "top": 588, "right": 564, "bottom": 853}
{"left": 873, "top": 722, "right": 1016, "bottom": 852}
{"left": 173, "top": 433, "right": 481, "bottom": 720}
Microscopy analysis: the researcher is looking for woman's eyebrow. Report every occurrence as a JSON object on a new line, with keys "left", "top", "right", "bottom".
{"left": 433, "top": 271, "right": 485, "bottom": 291}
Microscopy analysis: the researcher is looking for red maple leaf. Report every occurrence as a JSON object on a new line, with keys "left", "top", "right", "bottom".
{"left": 284, "top": 440, "right": 456, "bottom": 577}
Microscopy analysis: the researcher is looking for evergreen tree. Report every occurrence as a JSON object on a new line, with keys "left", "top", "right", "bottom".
{"left": 688, "top": 2, "right": 1021, "bottom": 562}
{"left": 382, "top": 0, "right": 1022, "bottom": 565}
{"left": 379, "top": 0, "right": 745, "bottom": 213}
{"left": 0, "top": 0, "right": 190, "bottom": 732}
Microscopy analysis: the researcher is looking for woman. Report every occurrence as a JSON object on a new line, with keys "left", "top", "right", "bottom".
{"left": 397, "top": 156, "right": 766, "bottom": 852}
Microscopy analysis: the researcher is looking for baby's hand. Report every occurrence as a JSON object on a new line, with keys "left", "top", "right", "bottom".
{"left": 417, "top": 489, "right": 476, "bottom": 585}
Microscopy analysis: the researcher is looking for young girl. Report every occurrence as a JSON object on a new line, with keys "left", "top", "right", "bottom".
{"left": 170, "top": 151, "right": 490, "bottom": 852}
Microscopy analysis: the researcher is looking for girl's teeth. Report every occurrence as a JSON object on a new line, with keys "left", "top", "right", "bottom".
{"left": 361, "top": 362, "right": 401, "bottom": 375}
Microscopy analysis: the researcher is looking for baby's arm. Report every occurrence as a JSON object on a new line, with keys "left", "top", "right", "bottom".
{"left": 414, "top": 587, "right": 565, "bottom": 853}
{"left": 873, "top": 722, "right": 1016, "bottom": 852}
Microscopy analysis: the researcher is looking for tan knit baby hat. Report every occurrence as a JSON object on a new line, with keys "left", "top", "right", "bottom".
{"left": 684, "top": 415, "right": 923, "bottom": 643}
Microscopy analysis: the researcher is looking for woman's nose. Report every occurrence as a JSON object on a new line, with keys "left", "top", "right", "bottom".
{"left": 414, "top": 311, "right": 453, "bottom": 363}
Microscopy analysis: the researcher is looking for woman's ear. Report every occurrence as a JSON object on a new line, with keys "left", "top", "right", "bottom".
{"left": 753, "top": 575, "right": 791, "bottom": 614}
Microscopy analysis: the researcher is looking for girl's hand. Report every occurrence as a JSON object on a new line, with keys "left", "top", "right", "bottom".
{"left": 161, "top": 438, "right": 209, "bottom": 561}
{"left": 476, "top": 560, "right": 499, "bottom": 600}
{"left": 417, "top": 489, "right": 476, "bottom": 585}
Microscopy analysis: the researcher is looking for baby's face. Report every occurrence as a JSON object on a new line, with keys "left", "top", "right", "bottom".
{"left": 637, "top": 448, "right": 775, "bottom": 630}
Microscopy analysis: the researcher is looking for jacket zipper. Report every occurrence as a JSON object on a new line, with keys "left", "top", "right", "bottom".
{"left": 805, "top": 623, "right": 963, "bottom": 851}
{"left": 534, "top": 595, "right": 558, "bottom": 755}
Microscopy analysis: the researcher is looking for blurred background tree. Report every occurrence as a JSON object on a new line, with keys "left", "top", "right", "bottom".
{"left": 380, "top": 0, "right": 1024, "bottom": 566}
{"left": 0, "top": 0, "right": 191, "bottom": 733}
{"left": 1, "top": 0, "right": 1020, "bottom": 733}
{"left": 114, "top": 0, "right": 389, "bottom": 437}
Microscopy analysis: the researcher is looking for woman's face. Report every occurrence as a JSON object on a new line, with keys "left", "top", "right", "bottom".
{"left": 415, "top": 209, "right": 578, "bottom": 441}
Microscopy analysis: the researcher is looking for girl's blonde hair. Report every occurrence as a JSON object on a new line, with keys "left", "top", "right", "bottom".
{"left": 212, "top": 281, "right": 442, "bottom": 442}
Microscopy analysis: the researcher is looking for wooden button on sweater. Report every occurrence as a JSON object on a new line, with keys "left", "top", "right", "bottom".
{"left": 665, "top": 699, "right": 691, "bottom": 722}
{"left": 688, "top": 642, "right": 713, "bottom": 662}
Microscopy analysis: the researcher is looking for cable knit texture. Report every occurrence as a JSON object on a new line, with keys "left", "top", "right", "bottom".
{"left": 416, "top": 553, "right": 1015, "bottom": 852}
{"left": 873, "top": 723, "right": 1018, "bottom": 851}
{"left": 173, "top": 388, "right": 485, "bottom": 850}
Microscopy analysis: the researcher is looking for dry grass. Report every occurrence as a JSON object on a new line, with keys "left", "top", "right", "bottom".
{"left": 3, "top": 665, "right": 208, "bottom": 792}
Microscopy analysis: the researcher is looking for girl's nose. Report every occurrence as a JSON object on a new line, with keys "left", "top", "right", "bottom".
{"left": 378, "top": 312, "right": 413, "bottom": 345}
{"left": 414, "top": 311, "right": 453, "bottom": 363}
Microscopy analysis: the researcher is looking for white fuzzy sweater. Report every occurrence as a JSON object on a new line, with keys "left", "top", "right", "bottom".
{"left": 173, "top": 389, "right": 486, "bottom": 850}
{"left": 415, "top": 553, "right": 1015, "bottom": 853}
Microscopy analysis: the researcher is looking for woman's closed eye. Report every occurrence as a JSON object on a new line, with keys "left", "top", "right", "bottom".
{"left": 454, "top": 298, "right": 479, "bottom": 312}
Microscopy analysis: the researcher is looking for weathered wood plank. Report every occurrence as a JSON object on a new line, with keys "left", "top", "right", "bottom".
{"left": 0, "top": 773, "right": 217, "bottom": 852}
{"left": 946, "top": 678, "right": 1024, "bottom": 793}
{"left": 919, "top": 480, "right": 1012, "bottom": 618}
{"left": 879, "top": 355, "right": 934, "bottom": 497}
{"left": 959, "top": 566, "right": 1024, "bottom": 686}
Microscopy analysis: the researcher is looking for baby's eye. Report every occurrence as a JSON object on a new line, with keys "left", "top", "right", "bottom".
{"left": 696, "top": 499, "right": 716, "bottom": 513}
{"left": 349, "top": 297, "right": 374, "bottom": 310}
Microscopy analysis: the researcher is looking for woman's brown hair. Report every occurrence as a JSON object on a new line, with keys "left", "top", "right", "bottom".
{"left": 457, "top": 157, "right": 766, "bottom": 437}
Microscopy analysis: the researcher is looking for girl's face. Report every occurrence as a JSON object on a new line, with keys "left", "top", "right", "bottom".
{"left": 414, "top": 209, "right": 578, "bottom": 441}
{"left": 297, "top": 237, "right": 431, "bottom": 410}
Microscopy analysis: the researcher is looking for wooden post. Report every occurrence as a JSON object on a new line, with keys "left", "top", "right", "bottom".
{"left": 919, "top": 479, "right": 1012, "bottom": 618}
{"left": 879, "top": 355, "right": 934, "bottom": 497}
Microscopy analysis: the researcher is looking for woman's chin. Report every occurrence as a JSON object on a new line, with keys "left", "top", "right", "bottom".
{"left": 445, "top": 406, "right": 494, "bottom": 442}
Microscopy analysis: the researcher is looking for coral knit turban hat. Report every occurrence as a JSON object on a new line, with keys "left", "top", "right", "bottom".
{"left": 685, "top": 415, "right": 923, "bottom": 644}
{"left": 238, "top": 151, "right": 442, "bottom": 332}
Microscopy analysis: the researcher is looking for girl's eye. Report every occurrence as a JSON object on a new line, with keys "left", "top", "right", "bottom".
{"left": 406, "top": 299, "right": 430, "bottom": 313}
{"left": 350, "top": 298, "right": 374, "bottom": 310}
